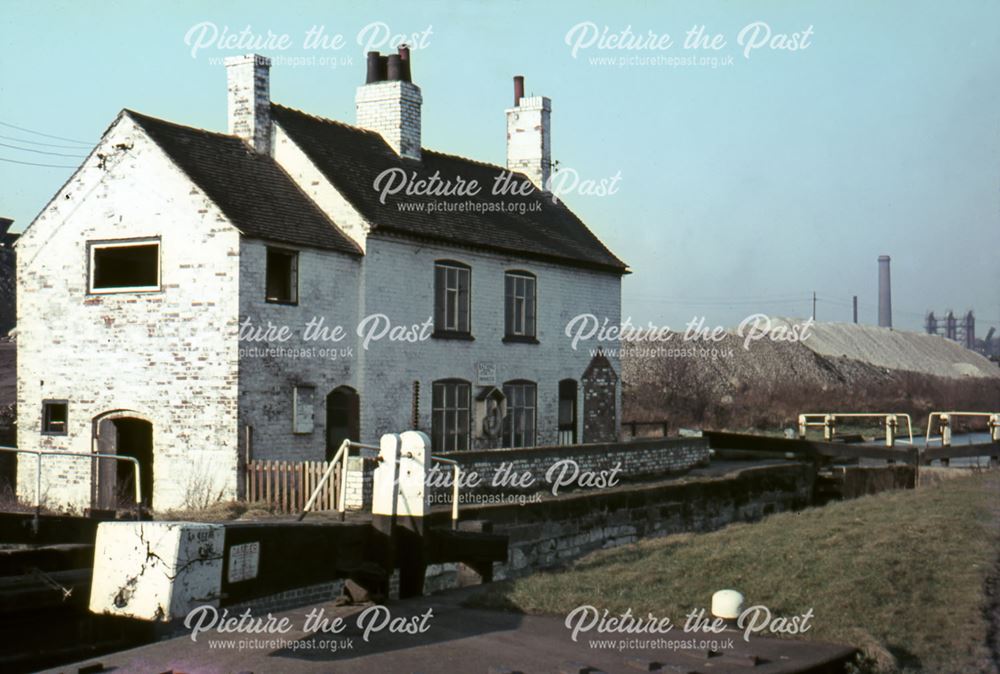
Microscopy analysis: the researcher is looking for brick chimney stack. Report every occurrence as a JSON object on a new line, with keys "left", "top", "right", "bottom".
{"left": 355, "top": 47, "right": 422, "bottom": 160}
{"left": 506, "top": 76, "right": 552, "bottom": 190}
{"left": 225, "top": 54, "right": 271, "bottom": 154}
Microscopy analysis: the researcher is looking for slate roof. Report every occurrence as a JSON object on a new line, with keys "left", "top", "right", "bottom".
{"left": 126, "top": 110, "right": 361, "bottom": 255}
{"left": 270, "top": 104, "right": 627, "bottom": 274}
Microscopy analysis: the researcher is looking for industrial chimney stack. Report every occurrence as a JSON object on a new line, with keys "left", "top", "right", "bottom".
{"left": 877, "top": 255, "right": 892, "bottom": 328}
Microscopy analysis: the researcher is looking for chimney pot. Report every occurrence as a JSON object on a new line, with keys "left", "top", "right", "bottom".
{"left": 356, "top": 50, "right": 422, "bottom": 160}
{"left": 398, "top": 45, "right": 411, "bottom": 82}
{"left": 387, "top": 54, "right": 402, "bottom": 81}
{"left": 513, "top": 75, "right": 524, "bottom": 106}
{"left": 366, "top": 51, "right": 381, "bottom": 84}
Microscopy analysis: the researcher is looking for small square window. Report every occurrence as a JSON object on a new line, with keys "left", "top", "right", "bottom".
{"left": 266, "top": 248, "right": 298, "bottom": 304}
{"left": 42, "top": 400, "right": 68, "bottom": 435}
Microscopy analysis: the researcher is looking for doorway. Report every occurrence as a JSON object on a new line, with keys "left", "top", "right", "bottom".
{"left": 326, "top": 386, "right": 360, "bottom": 461}
{"left": 94, "top": 414, "right": 153, "bottom": 510}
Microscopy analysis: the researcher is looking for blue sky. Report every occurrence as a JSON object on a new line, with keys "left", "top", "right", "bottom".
{"left": 2, "top": 0, "right": 998, "bottom": 333}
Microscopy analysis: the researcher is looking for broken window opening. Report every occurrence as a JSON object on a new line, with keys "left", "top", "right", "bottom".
{"left": 90, "top": 240, "right": 160, "bottom": 292}
{"left": 42, "top": 400, "right": 68, "bottom": 435}
{"left": 266, "top": 248, "right": 299, "bottom": 304}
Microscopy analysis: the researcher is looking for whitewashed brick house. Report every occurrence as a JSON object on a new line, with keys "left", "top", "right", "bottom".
{"left": 16, "top": 49, "right": 626, "bottom": 511}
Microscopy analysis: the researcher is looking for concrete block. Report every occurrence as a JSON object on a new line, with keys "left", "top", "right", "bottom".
{"left": 89, "top": 521, "right": 225, "bottom": 621}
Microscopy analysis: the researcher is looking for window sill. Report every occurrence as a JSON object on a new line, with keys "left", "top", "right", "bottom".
{"left": 265, "top": 298, "right": 299, "bottom": 306}
{"left": 41, "top": 431, "right": 67, "bottom": 437}
{"left": 86, "top": 287, "right": 162, "bottom": 296}
{"left": 432, "top": 331, "right": 475, "bottom": 341}
{"left": 502, "top": 335, "right": 539, "bottom": 345}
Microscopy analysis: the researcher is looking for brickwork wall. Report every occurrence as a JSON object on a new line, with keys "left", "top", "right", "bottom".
{"left": 354, "top": 81, "right": 422, "bottom": 160}
{"left": 237, "top": 239, "right": 361, "bottom": 469}
{"left": 16, "top": 113, "right": 241, "bottom": 511}
{"left": 582, "top": 353, "right": 618, "bottom": 443}
{"left": 423, "top": 463, "right": 816, "bottom": 591}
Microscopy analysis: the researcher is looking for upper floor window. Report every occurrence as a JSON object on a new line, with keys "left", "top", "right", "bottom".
{"left": 504, "top": 271, "right": 536, "bottom": 340}
{"left": 42, "top": 400, "right": 68, "bottom": 435}
{"left": 503, "top": 380, "right": 537, "bottom": 448}
{"left": 431, "top": 379, "right": 470, "bottom": 452}
{"left": 89, "top": 239, "right": 160, "bottom": 293}
{"left": 266, "top": 247, "right": 298, "bottom": 304}
{"left": 434, "top": 261, "right": 471, "bottom": 337}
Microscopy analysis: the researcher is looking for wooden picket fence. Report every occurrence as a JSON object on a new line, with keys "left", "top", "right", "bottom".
{"left": 245, "top": 459, "right": 340, "bottom": 514}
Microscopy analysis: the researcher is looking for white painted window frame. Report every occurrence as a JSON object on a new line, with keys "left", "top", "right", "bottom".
{"left": 87, "top": 237, "right": 162, "bottom": 294}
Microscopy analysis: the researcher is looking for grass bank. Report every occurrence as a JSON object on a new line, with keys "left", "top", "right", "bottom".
{"left": 470, "top": 471, "right": 1000, "bottom": 673}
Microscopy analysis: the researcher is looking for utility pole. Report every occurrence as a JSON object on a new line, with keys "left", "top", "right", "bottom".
{"left": 853, "top": 295, "right": 858, "bottom": 324}
{"left": 812, "top": 291, "right": 816, "bottom": 321}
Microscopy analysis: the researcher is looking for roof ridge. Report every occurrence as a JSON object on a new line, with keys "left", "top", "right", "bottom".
{"left": 271, "top": 103, "right": 522, "bottom": 175}
{"left": 123, "top": 109, "right": 239, "bottom": 142}
{"left": 270, "top": 103, "right": 385, "bottom": 140}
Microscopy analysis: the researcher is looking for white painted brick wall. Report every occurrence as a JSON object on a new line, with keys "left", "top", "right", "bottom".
{"left": 272, "top": 123, "right": 371, "bottom": 251}
{"left": 17, "top": 107, "right": 621, "bottom": 514}
{"left": 355, "top": 81, "right": 422, "bottom": 160}
{"left": 358, "top": 234, "right": 622, "bottom": 446}
{"left": 506, "top": 96, "right": 551, "bottom": 189}
{"left": 226, "top": 54, "right": 271, "bottom": 154}
{"left": 16, "top": 113, "right": 241, "bottom": 511}
{"left": 237, "top": 239, "right": 361, "bottom": 466}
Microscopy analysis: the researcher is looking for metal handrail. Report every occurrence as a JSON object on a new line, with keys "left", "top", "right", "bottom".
{"left": 297, "top": 441, "right": 462, "bottom": 527}
{"left": 431, "top": 455, "right": 461, "bottom": 528}
{"left": 925, "top": 411, "right": 1000, "bottom": 447}
{"left": 0, "top": 446, "right": 142, "bottom": 524}
{"left": 297, "top": 439, "right": 380, "bottom": 521}
{"left": 798, "top": 412, "right": 914, "bottom": 446}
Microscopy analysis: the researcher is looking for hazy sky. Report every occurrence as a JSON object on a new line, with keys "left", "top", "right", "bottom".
{"left": 2, "top": 0, "right": 997, "bottom": 333}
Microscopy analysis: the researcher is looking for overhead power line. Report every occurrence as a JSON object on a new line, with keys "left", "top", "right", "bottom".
{"left": 0, "top": 132, "right": 93, "bottom": 150}
{"left": 0, "top": 140, "right": 87, "bottom": 158}
{"left": 0, "top": 156, "right": 77, "bottom": 169}
{"left": 0, "top": 120, "right": 91, "bottom": 146}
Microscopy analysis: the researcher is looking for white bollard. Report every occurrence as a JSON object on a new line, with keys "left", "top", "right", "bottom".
{"left": 372, "top": 433, "right": 402, "bottom": 517}
{"left": 372, "top": 431, "right": 432, "bottom": 518}
{"left": 711, "top": 589, "right": 745, "bottom": 620}
{"left": 89, "top": 521, "right": 225, "bottom": 621}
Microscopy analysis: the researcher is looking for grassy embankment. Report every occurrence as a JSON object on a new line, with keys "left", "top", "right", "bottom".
{"left": 470, "top": 471, "right": 1000, "bottom": 673}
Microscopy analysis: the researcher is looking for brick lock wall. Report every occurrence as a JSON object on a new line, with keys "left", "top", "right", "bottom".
{"left": 421, "top": 463, "right": 816, "bottom": 591}
{"left": 427, "top": 437, "right": 710, "bottom": 504}
{"left": 16, "top": 114, "right": 241, "bottom": 511}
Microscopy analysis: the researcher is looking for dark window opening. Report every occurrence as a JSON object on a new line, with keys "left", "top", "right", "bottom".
{"left": 505, "top": 272, "right": 536, "bottom": 338}
{"left": 266, "top": 248, "right": 299, "bottom": 304}
{"left": 432, "top": 379, "right": 470, "bottom": 452}
{"left": 434, "top": 262, "right": 471, "bottom": 336}
{"left": 42, "top": 400, "right": 68, "bottom": 435}
{"left": 503, "top": 380, "right": 536, "bottom": 448}
{"left": 91, "top": 243, "right": 159, "bottom": 290}
{"left": 558, "top": 379, "right": 577, "bottom": 445}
